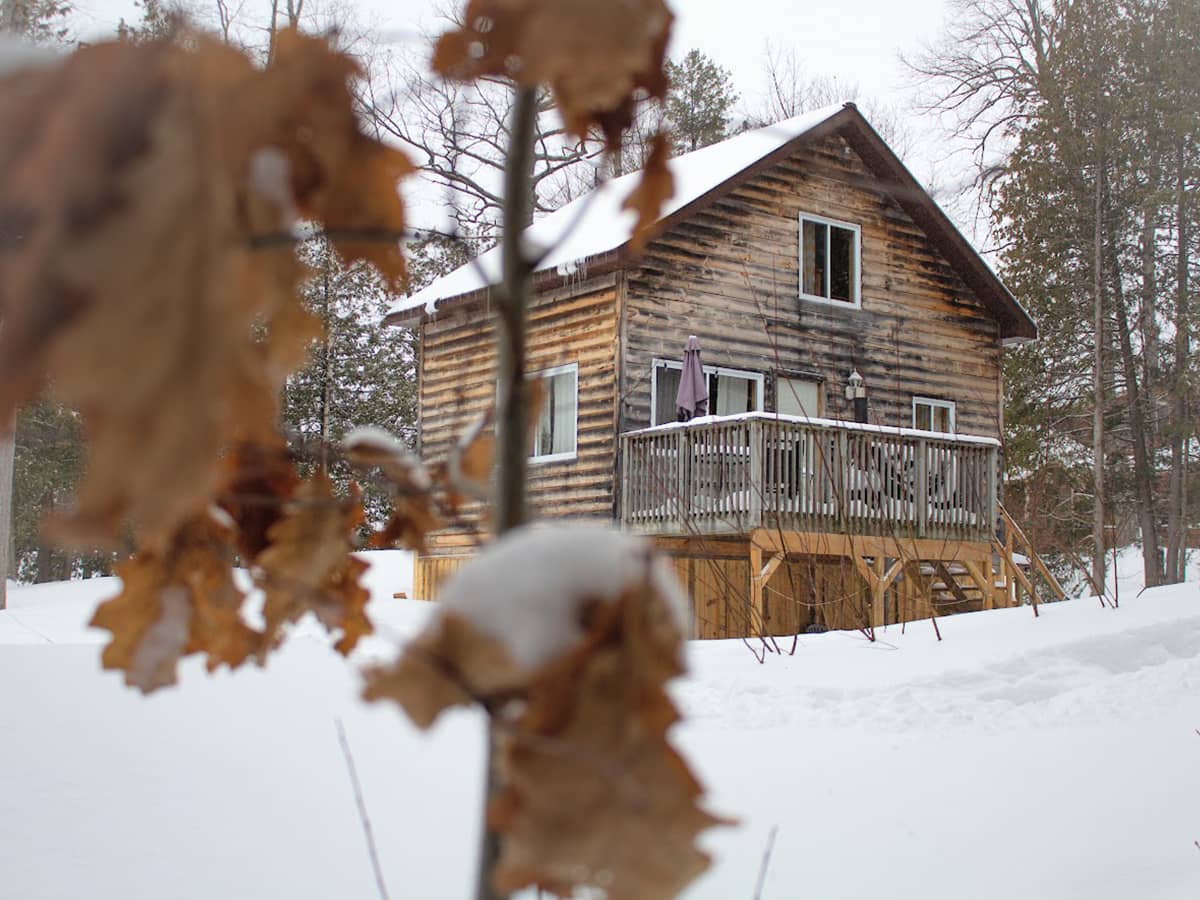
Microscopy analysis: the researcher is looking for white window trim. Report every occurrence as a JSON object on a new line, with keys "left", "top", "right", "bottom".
{"left": 529, "top": 363, "right": 579, "bottom": 464}
{"left": 798, "top": 212, "right": 862, "bottom": 309}
{"left": 650, "top": 358, "right": 765, "bottom": 426}
{"left": 912, "top": 396, "right": 957, "bottom": 434}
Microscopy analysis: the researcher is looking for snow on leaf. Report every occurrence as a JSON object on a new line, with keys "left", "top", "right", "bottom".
{"left": 432, "top": 0, "right": 673, "bottom": 148}
{"left": 344, "top": 427, "right": 440, "bottom": 553}
{"left": 362, "top": 525, "right": 724, "bottom": 899}
{"left": 255, "top": 471, "right": 372, "bottom": 656}
{"left": 90, "top": 513, "right": 257, "bottom": 693}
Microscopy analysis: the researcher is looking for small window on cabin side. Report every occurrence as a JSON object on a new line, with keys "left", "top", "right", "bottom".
{"left": 651, "top": 361, "right": 763, "bottom": 426}
{"left": 800, "top": 214, "right": 860, "bottom": 306}
{"left": 913, "top": 397, "right": 956, "bottom": 434}
{"left": 531, "top": 364, "right": 578, "bottom": 461}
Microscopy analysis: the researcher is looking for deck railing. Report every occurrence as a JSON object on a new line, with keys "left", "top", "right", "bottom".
{"left": 620, "top": 413, "right": 999, "bottom": 542}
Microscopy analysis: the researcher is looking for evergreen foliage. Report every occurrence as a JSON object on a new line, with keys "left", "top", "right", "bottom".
{"left": 281, "top": 232, "right": 468, "bottom": 527}
{"left": 12, "top": 400, "right": 114, "bottom": 582}
{"left": 994, "top": 0, "right": 1199, "bottom": 585}
{"left": 664, "top": 49, "right": 738, "bottom": 154}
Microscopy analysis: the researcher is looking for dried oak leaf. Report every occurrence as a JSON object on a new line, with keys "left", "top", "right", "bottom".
{"left": 362, "top": 526, "right": 725, "bottom": 900}
{"left": 433, "top": 0, "right": 673, "bottom": 147}
{"left": 255, "top": 472, "right": 372, "bottom": 656}
{"left": 621, "top": 131, "right": 674, "bottom": 254}
{"left": 217, "top": 439, "right": 300, "bottom": 561}
{"left": 362, "top": 611, "right": 528, "bottom": 727}
{"left": 490, "top": 582, "right": 723, "bottom": 900}
{"left": 0, "top": 33, "right": 411, "bottom": 549}
{"left": 90, "top": 512, "right": 257, "bottom": 693}
{"left": 236, "top": 30, "right": 415, "bottom": 288}
{"left": 344, "top": 427, "right": 441, "bottom": 553}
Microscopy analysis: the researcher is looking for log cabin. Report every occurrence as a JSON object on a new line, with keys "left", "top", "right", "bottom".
{"left": 385, "top": 102, "right": 1061, "bottom": 638}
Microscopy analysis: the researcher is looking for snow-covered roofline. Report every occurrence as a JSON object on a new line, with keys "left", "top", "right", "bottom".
{"left": 386, "top": 104, "right": 847, "bottom": 320}
{"left": 385, "top": 103, "right": 1037, "bottom": 340}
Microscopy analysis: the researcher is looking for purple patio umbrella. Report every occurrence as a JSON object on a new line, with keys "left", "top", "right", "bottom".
{"left": 675, "top": 335, "right": 708, "bottom": 421}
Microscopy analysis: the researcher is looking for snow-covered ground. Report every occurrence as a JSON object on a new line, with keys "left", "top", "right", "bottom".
{"left": 1, "top": 549, "right": 1198, "bottom": 899}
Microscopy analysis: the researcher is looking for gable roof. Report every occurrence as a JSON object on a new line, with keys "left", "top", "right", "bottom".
{"left": 386, "top": 103, "right": 1036, "bottom": 340}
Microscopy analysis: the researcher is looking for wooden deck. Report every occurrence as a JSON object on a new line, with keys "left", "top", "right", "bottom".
{"left": 620, "top": 413, "right": 999, "bottom": 543}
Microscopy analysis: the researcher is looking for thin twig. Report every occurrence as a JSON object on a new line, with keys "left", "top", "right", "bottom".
{"left": 334, "top": 718, "right": 392, "bottom": 900}
{"left": 751, "top": 826, "right": 779, "bottom": 900}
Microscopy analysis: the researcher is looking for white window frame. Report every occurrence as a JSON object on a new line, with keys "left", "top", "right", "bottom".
{"left": 798, "top": 212, "right": 862, "bottom": 309}
{"left": 529, "top": 363, "right": 579, "bottom": 464}
{"left": 650, "top": 359, "right": 764, "bottom": 426}
{"left": 912, "top": 396, "right": 957, "bottom": 434}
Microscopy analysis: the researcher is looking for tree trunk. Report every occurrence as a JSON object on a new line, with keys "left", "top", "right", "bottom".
{"left": 477, "top": 85, "right": 538, "bottom": 900}
{"left": 1091, "top": 161, "right": 1107, "bottom": 595}
{"left": 34, "top": 490, "right": 55, "bottom": 583}
{"left": 1106, "top": 213, "right": 1162, "bottom": 588}
{"left": 318, "top": 250, "right": 332, "bottom": 469}
{"left": 1166, "top": 138, "right": 1191, "bottom": 582}
{"left": 0, "top": 420, "right": 12, "bottom": 609}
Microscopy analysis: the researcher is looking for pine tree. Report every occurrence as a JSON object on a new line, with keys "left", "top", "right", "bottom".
{"left": 664, "top": 49, "right": 738, "bottom": 154}
{"left": 996, "top": 0, "right": 1199, "bottom": 590}
{"left": 281, "top": 236, "right": 421, "bottom": 527}
{"left": 12, "top": 400, "right": 113, "bottom": 582}
{"left": 1, "top": 0, "right": 74, "bottom": 604}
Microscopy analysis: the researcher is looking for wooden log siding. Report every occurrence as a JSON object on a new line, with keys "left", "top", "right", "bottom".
{"left": 418, "top": 272, "right": 620, "bottom": 556}
{"left": 620, "top": 133, "right": 1003, "bottom": 441}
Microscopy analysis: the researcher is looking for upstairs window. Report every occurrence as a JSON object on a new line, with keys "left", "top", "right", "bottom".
{"left": 913, "top": 396, "right": 956, "bottom": 434}
{"left": 799, "top": 214, "right": 861, "bottom": 307}
{"left": 531, "top": 364, "right": 578, "bottom": 462}
{"left": 651, "top": 361, "right": 763, "bottom": 426}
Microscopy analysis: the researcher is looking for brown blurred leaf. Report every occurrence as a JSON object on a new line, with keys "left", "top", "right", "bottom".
{"left": 432, "top": 0, "right": 673, "bottom": 147}
{"left": 217, "top": 439, "right": 300, "bottom": 561}
{"left": 255, "top": 472, "right": 372, "bottom": 655}
{"left": 247, "top": 30, "right": 415, "bottom": 286}
{"left": 0, "top": 32, "right": 411, "bottom": 549}
{"left": 344, "top": 427, "right": 442, "bottom": 552}
{"left": 363, "top": 536, "right": 723, "bottom": 900}
{"left": 441, "top": 411, "right": 495, "bottom": 514}
{"left": 490, "top": 582, "right": 723, "bottom": 900}
{"left": 622, "top": 132, "right": 674, "bottom": 254}
{"left": 362, "top": 612, "right": 527, "bottom": 727}
{"left": 90, "top": 512, "right": 257, "bottom": 693}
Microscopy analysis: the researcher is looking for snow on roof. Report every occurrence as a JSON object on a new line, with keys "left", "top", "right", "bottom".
{"left": 388, "top": 103, "right": 848, "bottom": 319}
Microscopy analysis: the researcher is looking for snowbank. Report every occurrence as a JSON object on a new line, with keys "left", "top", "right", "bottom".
{"left": 1, "top": 548, "right": 1197, "bottom": 900}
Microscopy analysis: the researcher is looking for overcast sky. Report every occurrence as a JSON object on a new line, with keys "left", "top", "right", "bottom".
{"left": 68, "top": 0, "right": 980, "bottom": 236}
{"left": 73, "top": 0, "right": 951, "bottom": 110}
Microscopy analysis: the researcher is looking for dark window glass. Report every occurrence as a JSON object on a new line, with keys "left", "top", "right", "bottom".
{"left": 654, "top": 365, "right": 682, "bottom": 425}
{"left": 830, "top": 225, "right": 854, "bottom": 302}
{"left": 802, "top": 220, "right": 826, "bottom": 297}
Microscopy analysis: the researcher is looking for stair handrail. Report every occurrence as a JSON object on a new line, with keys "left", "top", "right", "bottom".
{"left": 997, "top": 503, "right": 1068, "bottom": 602}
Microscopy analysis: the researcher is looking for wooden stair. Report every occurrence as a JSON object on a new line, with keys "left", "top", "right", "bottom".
{"left": 917, "top": 508, "right": 1066, "bottom": 616}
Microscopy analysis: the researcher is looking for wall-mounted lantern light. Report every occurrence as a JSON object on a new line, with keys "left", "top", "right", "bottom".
{"left": 844, "top": 369, "right": 868, "bottom": 423}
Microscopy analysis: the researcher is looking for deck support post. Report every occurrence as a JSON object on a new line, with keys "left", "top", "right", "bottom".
{"left": 871, "top": 553, "right": 885, "bottom": 627}
{"left": 962, "top": 559, "right": 994, "bottom": 610}
{"left": 748, "top": 535, "right": 785, "bottom": 636}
